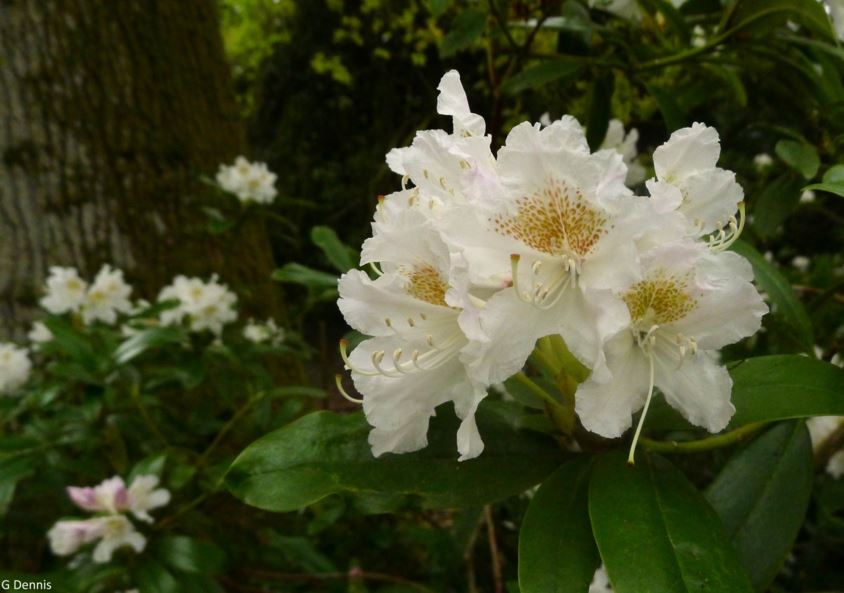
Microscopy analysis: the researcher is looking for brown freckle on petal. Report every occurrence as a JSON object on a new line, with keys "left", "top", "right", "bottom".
{"left": 491, "top": 177, "right": 608, "bottom": 257}
{"left": 623, "top": 270, "right": 697, "bottom": 324}
{"left": 401, "top": 264, "right": 449, "bottom": 306}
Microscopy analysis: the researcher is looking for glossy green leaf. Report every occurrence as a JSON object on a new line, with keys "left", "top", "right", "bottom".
{"left": 586, "top": 74, "right": 614, "bottom": 151}
{"left": 706, "top": 422, "right": 812, "bottom": 590}
{"left": 589, "top": 452, "right": 754, "bottom": 593}
{"left": 502, "top": 61, "right": 581, "bottom": 94}
{"left": 153, "top": 536, "right": 225, "bottom": 575}
{"left": 823, "top": 164, "right": 844, "bottom": 183}
{"left": 136, "top": 557, "right": 181, "bottom": 593}
{"left": 0, "top": 456, "right": 35, "bottom": 516}
{"left": 729, "top": 0, "right": 834, "bottom": 42}
{"left": 802, "top": 182, "right": 844, "bottom": 198}
{"left": 731, "top": 240, "right": 813, "bottom": 352}
{"left": 519, "top": 457, "right": 599, "bottom": 593}
{"left": 426, "top": 0, "right": 453, "bottom": 18}
{"left": 776, "top": 139, "right": 820, "bottom": 179}
{"left": 440, "top": 10, "right": 486, "bottom": 57}
{"left": 114, "top": 326, "right": 184, "bottom": 364}
{"left": 310, "top": 225, "right": 357, "bottom": 273}
{"left": 751, "top": 172, "right": 806, "bottom": 239}
{"left": 226, "top": 407, "right": 563, "bottom": 512}
{"left": 728, "top": 356, "right": 844, "bottom": 428}
{"left": 272, "top": 263, "right": 338, "bottom": 291}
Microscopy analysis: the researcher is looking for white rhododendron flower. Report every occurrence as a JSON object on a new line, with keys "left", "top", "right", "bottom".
{"left": 600, "top": 119, "right": 646, "bottom": 186}
{"left": 575, "top": 241, "right": 767, "bottom": 439}
{"left": 0, "top": 343, "right": 31, "bottom": 396}
{"left": 647, "top": 122, "right": 744, "bottom": 239}
{"left": 158, "top": 275, "right": 238, "bottom": 335}
{"left": 28, "top": 321, "right": 53, "bottom": 345}
{"left": 50, "top": 475, "right": 169, "bottom": 563}
{"left": 216, "top": 156, "right": 278, "bottom": 204}
{"left": 338, "top": 209, "right": 488, "bottom": 460}
{"left": 81, "top": 265, "right": 133, "bottom": 325}
{"left": 807, "top": 415, "right": 844, "bottom": 477}
{"left": 337, "top": 70, "right": 767, "bottom": 463}
{"left": 66, "top": 475, "right": 170, "bottom": 522}
{"left": 40, "top": 266, "right": 88, "bottom": 314}
{"left": 48, "top": 515, "right": 146, "bottom": 563}
{"left": 829, "top": 0, "right": 844, "bottom": 42}
{"left": 243, "top": 318, "right": 285, "bottom": 345}
{"left": 588, "top": 0, "right": 686, "bottom": 21}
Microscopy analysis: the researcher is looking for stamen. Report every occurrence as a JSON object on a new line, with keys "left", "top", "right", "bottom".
{"left": 627, "top": 350, "right": 656, "bottom": 465}
{"left": 369, "top": 262, "right": 384, "bottom": 277}
{"left": 339, "top": 339, "right": 379, "bottom": 376}
{"left": 708, "top": 202, "right": 745, "bottom": 252}
{"left": 511, "top": 254, "right": 531, "bottom": 303}
{"left": 335, "top": 374, "right": 363, "bottom": 404}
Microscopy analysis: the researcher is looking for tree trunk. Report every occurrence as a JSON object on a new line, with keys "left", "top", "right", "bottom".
{"left": 0, "top": 0, "right": 279, "bottom": 338}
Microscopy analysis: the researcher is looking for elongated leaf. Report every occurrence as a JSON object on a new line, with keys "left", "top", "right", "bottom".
{"left": 310, "top": 226, "right": 357, "bottom": 273}
{"left": 728, "top": 356, "right": 844, "bottom": 428}
{"left": 589, "top": 452, "right": 753, "bottom": 593}
{"left": 440, "top": 10, "right": 486, "bottom": 57}
{"left": 823, "top": 164, "right": 844, "bottom": 183}
{"left": 502, "top": 61, "right": 581, "bottom": 94}
{"left": 136, "top": 557, "right": 180, "bottom": 593}
{"left": 519, "top": 457, "right": 599, "bottom": 593}
{"left": 114, "top": 327, "right": 184, "bottom": 364}
{"left": 729, "top": 0, "right": 834, "bottom": 41}
{"left": 732, "top": 240, "right": 813, "bottom": 352}
{"left": 226, "top": 407, "right": 563, "bottom": 512}
{"left": 272, "top": 263, "right": 338, "bottom": 291}
{"left": 750, "top": 172, "right": 805, "bottom": 239}
{"left": 776, "top": 139, "right": 820, "bottom": 180}
{"left": 706, "top": 422, "right": 812, "bottom": 590}
{"left": 802, "top": 182, "right": 844, "bottom": 198}
{"left": 153, "top": 536, "right": 225, "bottom": 575}
{"left": 586, "top": 74, "right": 614, "bottom": 151}
{"left": 646, "top": 82, "right": 686, "bottom": 132}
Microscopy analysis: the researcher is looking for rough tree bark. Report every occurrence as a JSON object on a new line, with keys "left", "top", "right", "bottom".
{"left": 0, "top": 0, "right": 280, "bottom": 338}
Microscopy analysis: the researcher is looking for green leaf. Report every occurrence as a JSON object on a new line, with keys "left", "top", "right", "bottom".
{"left": 426, "top": 0, "right": 453, "bottom": 18}
{"left": 751, "top": 172, "right": 806, "bottom": 239}
{"left": 586, "top": 74, "right": 614, "bottom": 151}
{"left": 728, "top": 356, "right": 844, "bottom": 428}
{"left": 731, "top": 240, "right": 813, "bottom": 352}
{"left": 589, "top": 452, "right": 753, "bottom": 593}
{"left": 310, "top": 226, "right": 357, "bottom": 273}
{"left": 272, "top": 263, "right": 338, "bottom": 291}
{"left": 776, "top": 139, "right": 820, "bottom": 179}
{"left": 0, "top": 456, "right": 36, "bottom": 516}
{"left": 645, "top": 82, "right": 686, "bottom": 132}
{"left": 136, "top": 557, "right": 181, "bottom": 593}
{"left": 267, "top": 533, "right": 337, "bottom": 573}
{"left": 823, "top": 164, "right": 844, "bottom": 183}
{"left": 706, "top": 422, "right": 812, "bottom": 590}
{"left": 114, "top": 326, "right": 184, "bottom": 364}
{"left": 502, "top": 61, "right": 581, "bottom": 94}
{"left": 729, "top": 0, "right": 834, "bottom": 42}
{"left": 226, "top": 406, "right": 563, "bottom": 512}
{"left": 129, "top": 453, "right": 167, "bottom": 482}
{"left": 440, "top": 10, "right": 487, "bottom": 57}
{"left": 802, "top": 182, "right": 844, "bottom": 198}
{"left": 519, "top": 457, "right": 599, "bottom": 593}
{"left": 153, "top": 536, "right": 226, "bottom": 575}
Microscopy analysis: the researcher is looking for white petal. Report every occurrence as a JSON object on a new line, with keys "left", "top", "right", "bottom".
{"left": 575, "top": 331, "right": 650, "bottom": 438}
{"left": 653, "top": 122, "right": 720, "bottom": 182}
{"left": 680, "top": 168, "right": 744, "bottom": 234}
{"left": 653, "top": 348, "right": 734, "bottom": 433}
{"left": 437, "top": 70, "right": 485, "bottom": 137}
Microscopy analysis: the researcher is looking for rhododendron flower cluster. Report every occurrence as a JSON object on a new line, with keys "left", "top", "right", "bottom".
{"left": 337, "top": 70, "right": 767, "bottom": 461}
{"left": 158, "top": 274, "right": 238, "bottom": 336}
{"left": 216, "top": 156, "right": 278, "bottom": 204}
{"left": 243, "top": 318, "right": 285, "bottom": 345}
{"left": 48, "top": 475, "right": 170, "bottom": 563}
{"left": 0, "top": 343, "right": 31, "bottom": 396}
{"left": 41, "top": 265, "right": 132, "bottom": 324}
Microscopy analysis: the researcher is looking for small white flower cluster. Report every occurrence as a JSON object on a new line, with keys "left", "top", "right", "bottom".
{"left": 216, "top": 156, "right": 278, "bottom": 205}
{"left": 243, "top": 318, "right": 286, "bottom": 346}
{"left": 158, "top": 275, "right": 238, "bottom": 336}
{"left": 337, "top": 71, "right": 767, "bottom": 461}
{"left": 588, "top": 0, "right": 687, "bottom": 21}
{"left": 48, "top": 475, "right": 170, "bottom": 564}
{"left": 40, "top": 265, "right": 132, "bottom": 325}
{"left": 0, "top": 343, "right": 31, "bottom": 396}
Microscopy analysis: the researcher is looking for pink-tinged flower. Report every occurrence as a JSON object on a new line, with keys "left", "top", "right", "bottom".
{"left": 47, "top": 519, "right": 102, "bottom": 556}
{"left": 66, "top": 476, "right": 129, "bottom": 514}
{"left": 126, "top": 475, "right": 171, "bottom": 523}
